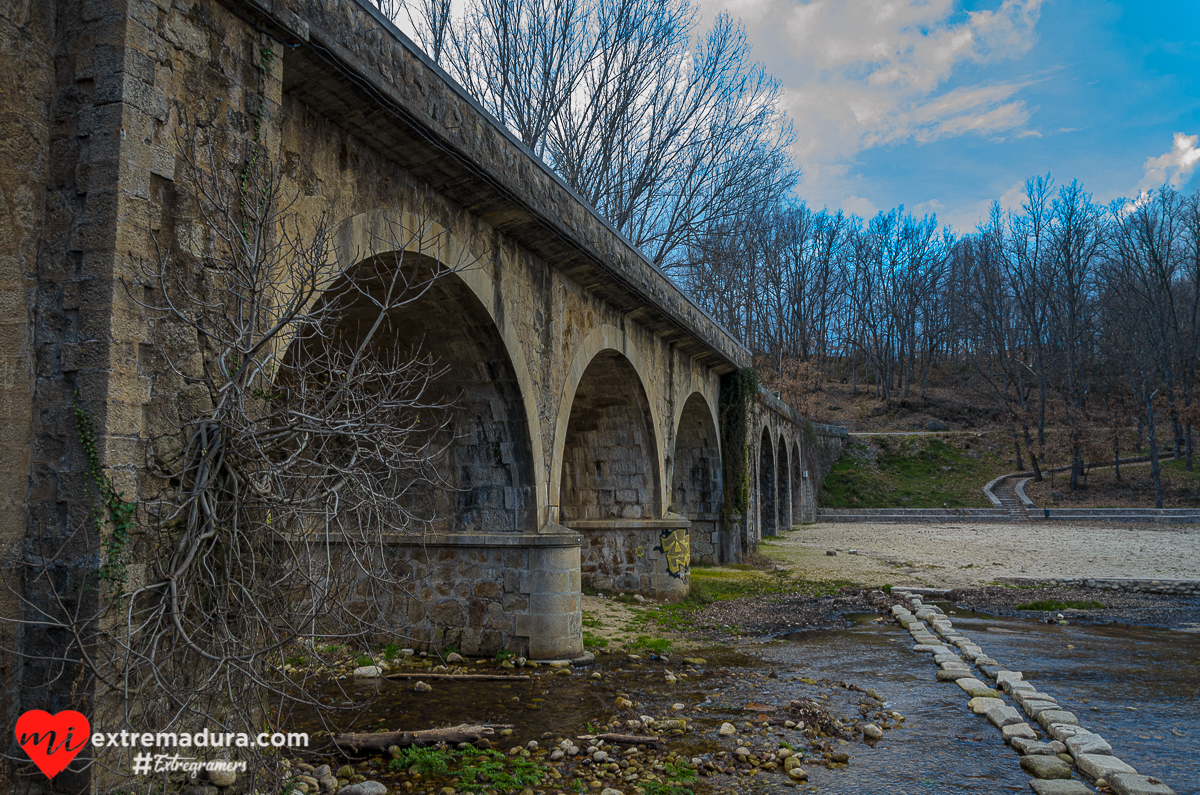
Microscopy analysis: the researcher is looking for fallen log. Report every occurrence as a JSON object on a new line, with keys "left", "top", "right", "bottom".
{"left": 331, "top": 723, "right": 496, "bottom": 752}
{"left": 576, "top": 733, "right": 661, "bottom": 746}
{"left": 384, "top": 672, "right": 531, "bottom": 682}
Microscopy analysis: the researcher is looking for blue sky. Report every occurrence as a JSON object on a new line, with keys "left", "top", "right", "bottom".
{"left": 698, "top": 0, "right": 1200, "bottom": 232}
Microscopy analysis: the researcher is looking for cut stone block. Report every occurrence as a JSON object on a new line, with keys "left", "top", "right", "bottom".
{"left": 969, "top": 696, "right": 1004, "bottom": 714}
{"left": 938, "top": 668, "right": 975, "bottom": 681}
{"left": 1025, "top": 701, "right": 1063, "bottom": 720}
{"left": 1012, "top": 738, "right": 1059, "bottom": 756}
{"left": 1015, "top": 690, "right": 1058, "bottom": 708}
{"left": 1021, "top": 755, "right": 1073, "bottom": 780}
{"left": 987, "top": 705, "right": 1025, "bottom": 729}
{"left": 956, "top": 678, "right": 997, "bottom": 698}
{"left": 1037, "top": 710, "right": 1080, "bottom": 729}
{"left": 1106, "top": 773, "right": 1176, "bottom": 795}
{"left": 1075, "top": 754, "right": 1136, "bottom": 781}
{"left": 1065, "top": 732, "right": 1112, "bottom": 758}
{"left": 913, "top": 644, "right": 948, "bottom": 653}
{"left": 996, "top": 671, "right": 1025, "bottom": 691}
{"left": 1047, "top": 723, "right": 1085, "bottom": 742}
{"left": 1029, "top": 780, "right": 1097, "bottom": 795}
{"left": 1002, "top": 723, "right": 1039, "bottom": 742}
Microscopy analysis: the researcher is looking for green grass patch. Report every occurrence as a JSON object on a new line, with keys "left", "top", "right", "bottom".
{"left": 821, "top": 434, "right": 1010, "bottom": 509}
{"left": 631, "top": 635, "right": 671, "bottom": 653}
{"left": 1016, "top": 600, "right": 1105, "bottom": 611}
{"left": 389, "top": 747, "right": 551, "bottom": 792}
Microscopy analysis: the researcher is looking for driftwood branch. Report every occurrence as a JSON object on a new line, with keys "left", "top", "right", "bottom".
{"left": 385, "top": 672, "right": 532, "bottom": 682}
{"left": 576, "top": 733, "right": 661, "bottom": 746}
{"left": 331, "top": 723, "right": 499, "bottom": 752}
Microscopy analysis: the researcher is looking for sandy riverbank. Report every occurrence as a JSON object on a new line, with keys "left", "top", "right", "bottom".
{"left": 764, "top": 521, "right": 1200, "bottom": 589}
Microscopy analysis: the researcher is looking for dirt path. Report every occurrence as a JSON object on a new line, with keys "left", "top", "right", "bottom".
{"left": 762, "top": 521, "right": 1200, "bottom": 589}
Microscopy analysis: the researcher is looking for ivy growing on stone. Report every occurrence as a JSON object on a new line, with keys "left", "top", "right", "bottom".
{"left": 73, "top": 395, "right": 136, "bottom": 597}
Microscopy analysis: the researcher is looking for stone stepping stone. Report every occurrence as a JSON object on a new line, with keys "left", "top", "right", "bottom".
{"left": 1107, "top": 773, "right": 1176, "bottom": 795}
{"left": 1003, "top": 723, "right": 1039, "bottom": 742}
{"left": 1012, "top": 738, "right": 1062, "bottom": 756}
{"left": 1047, "top": 723, "right": 1086, "bottom": 742}
{"left": 969, "top": 696, "right": 1004, "bottom": 714}
{"left": 1075, "top": 753, "right": 1136, "bottom": 781}
{"left": 1021, "top": 755, "right": 1073, "bottom": 780}
{"left": 979, "top": 664, "right": 1005, "bottom": 680}
{"left": 975, "top": 655, "right": 1000, "bottom": 666}
{"left": 1029, "top": 780, "right": 1097, "bottom": 795}
{"left": 939, "top": 660, "right": 971, "bottom": 670}
{"left": 956, "top": 678, "right": 997, "bottom": 698}
{"left": 1065, "top": 732, "right": 1112, "bottom": 757}
{"left": 1037, "top": 710, "right": 1080, "bottom": 730}
{"left": 987, "top": 705, "right": 1025, "bottom": 729}
{"left": 1025, "top": 701, "right": 1064, "bottom": 720}
{"left": 1015, "top": 690, "right": 1058, "bottom": 708}
{"left": 938, "top": 668, "right": 975, "bottom": 681}
{"left": 996, "top": 671, "right": 1025, "bottom": 691}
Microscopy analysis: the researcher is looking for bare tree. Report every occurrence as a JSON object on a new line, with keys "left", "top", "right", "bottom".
{"left": 2, "top": 127, "right": 473, "bottom": 789}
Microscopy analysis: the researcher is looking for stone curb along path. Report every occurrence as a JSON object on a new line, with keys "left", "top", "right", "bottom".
{"left": 889, "top": 588, "right": 1178, "bottom": 795}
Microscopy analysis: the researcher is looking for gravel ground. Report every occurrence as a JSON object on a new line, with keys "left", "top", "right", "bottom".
{"left": 769, "top": 520, "right": 1200, "bottom": 588}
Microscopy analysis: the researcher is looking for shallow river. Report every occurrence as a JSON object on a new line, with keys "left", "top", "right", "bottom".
{"left": 302, "top": 608, "right": 1200, "bottom": 795}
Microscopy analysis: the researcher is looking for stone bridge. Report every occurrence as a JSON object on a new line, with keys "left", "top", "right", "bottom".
{"left": 1, "top": 0, "right": 846, "bottom": 662}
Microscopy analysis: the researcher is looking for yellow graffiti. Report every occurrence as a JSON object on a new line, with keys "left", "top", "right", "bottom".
{"left": 659, "top": 528, "right": 690, "bottom": 577}
{"left": 635, "top": 546, "right": 645, "bottom": 558}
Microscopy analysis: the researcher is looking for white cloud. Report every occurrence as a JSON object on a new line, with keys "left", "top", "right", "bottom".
{"left": 697, "top": 0, "right": 1045, "bottom": 218}
{"left": 1135, "top": 132, "right": 1200, "bottom": 192}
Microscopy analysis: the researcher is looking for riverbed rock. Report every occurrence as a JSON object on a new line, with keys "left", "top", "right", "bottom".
{"left": 1065, "top": 731, "right": 1113, "bottom": 757}
{"left": 353, "top": 665, "right": 383, "bottom": 678}
{"left": 1075, "top": 753, "right": 1136, "bottom": 780}
{"left": 987, "top": 705, "right": 1024, "bottom": 729}
{"left": 445, "top": 652, "right": 465, "bottom": 663}
{"left": 600, "top": 789, "right": 624, "bottom": 795}
{"left": 1106, "top": 772, "right": 1177, "bottom": 795}
{"left": 1029, "top": 780, "right": 1097, "bottom": 795}
{"left": 718, "top": 723, "right": 736, "bottom": 736}
{"left": 1002, "top": 723, "right": 1039, "bottom": 742}
{"left": 1020, "top": 755, "right": 1073, "bottom": 780}
{"left": 788, "top": 765, "right": 809, "bottom": 781}
{"left": 863, "top": 724, "right": 883, "bottom": 740}
{"left": 413, "top": 681, "right": 432, "bottom": 692}
{"left": 337, "top": 783, "right": 387, "bottom": 795}
{"left": 969, "top": 696, "right": 1004, "bottom": 714}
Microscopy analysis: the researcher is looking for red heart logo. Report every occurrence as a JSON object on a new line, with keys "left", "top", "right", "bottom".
{"left": 15, "top": 710, "right": 91, "bottom": 779}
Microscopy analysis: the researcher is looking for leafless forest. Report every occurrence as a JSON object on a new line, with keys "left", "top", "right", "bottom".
{"left": 388, "top": 0, "right": 1200, "bottom": 505}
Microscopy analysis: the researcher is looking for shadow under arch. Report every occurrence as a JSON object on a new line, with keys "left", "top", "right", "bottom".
{"left": 777, "top": 432, "right": 791, "bottom": 531}
{"left": 672, "top": 391, "right": 724, "bottom": 563}
{"left": 759, "top": 426, "right": 776, "bottom": 538}
{"left": 549, "top": 325, "right": 667, "bottom": 521}
{"left": 792, "top": 439, "right": 805, "bottom": 524}
{"left": 301, "top": 248, "right": 538, "bottom": 534}
{"left": 324, "top": 210, "right": 549, "bottom": 528}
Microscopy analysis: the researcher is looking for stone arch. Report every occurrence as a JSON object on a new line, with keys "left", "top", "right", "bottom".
{"left": 557, "top": 350, "right": 661, "bottom": 522}
{"left": 671, "top": 392, "right": 721, "bottom": 517}
{"left": 758, "top": 425, "right": 776, "bottom": 538}
{"left": 777, "top": 432, "right": 791, "bottom": 531}
{"left": 550, "top": 324, "right": 667, "bottom": 521}
{"left": 323, "top": 210, "right": 542, "bottom": 531}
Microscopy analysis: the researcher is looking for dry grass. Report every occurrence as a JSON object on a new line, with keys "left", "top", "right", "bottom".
{"left": 1024, "top": 458, "right": 1200, "bottom": 508}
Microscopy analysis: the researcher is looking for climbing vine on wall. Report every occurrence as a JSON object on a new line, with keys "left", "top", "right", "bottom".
{"left": 718, "top": 367, "right": 758, "bottom": 525}
{"left": 73, "top": 396, "right": 136, "bottom": 597}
